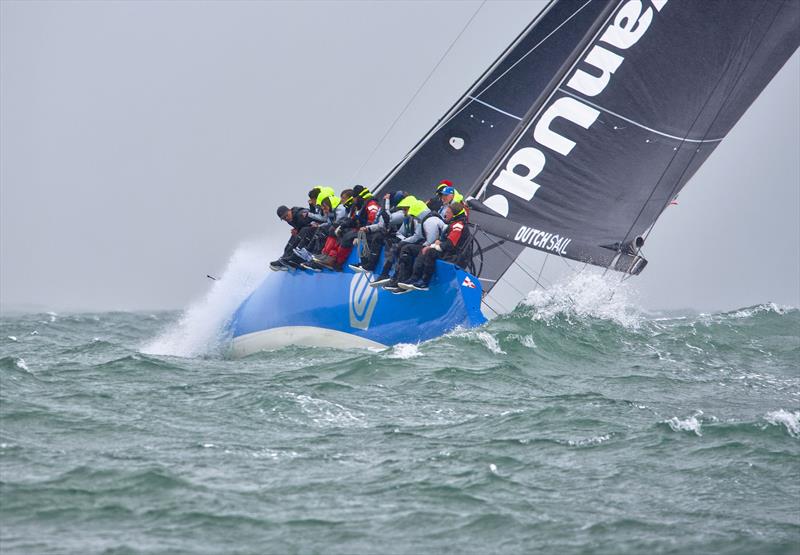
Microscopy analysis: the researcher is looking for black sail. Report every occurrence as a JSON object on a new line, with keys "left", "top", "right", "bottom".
{"left": 475, "top": 0, "right": 800, "bottom": 276}
{"left": 372, "top": 0, "right": 618, "bottom": 289}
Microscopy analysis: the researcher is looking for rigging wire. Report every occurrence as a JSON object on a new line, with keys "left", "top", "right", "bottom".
{"left": 350, "top": 0, "right": 487, "bottom": 183}
{"left": 372, "top": 0, "right": 588, "bottom": 193}
{"left": 470, "top": 0, "right": 592, "bottom": 101}
{"left": 481, "top": 298, "right": 502, "bottom": 317}
{"left": 534, "top": 254, "right": 549, "bottom": 291}
{"left": 480, "top": 231, "right": 549, "bottom": 292}
{"left": 435, "top": 0, "right": 593, "bottom": 147}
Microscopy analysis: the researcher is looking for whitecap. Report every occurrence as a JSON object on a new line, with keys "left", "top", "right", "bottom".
{"left": 475, "top": 331, "right": 506, "bottom": 354}
{"left": 7, "top": 336, "right": 17, "bottom": 342}
{"left": 15, "top": 358, "right": 29, "bottom": 372}
{"left": 521, "top": 270, "right": 642, "bottom": 328}
{"left": 519, "top": 334, "right": 536, "bottom": 349}
{"left": 509, "top": 334, "right": 536, "bottom": 349}
{"left": 567, "top": 434, "right": 611, "bottom": 447}
{"left": 764, "top": 409, "right": 800, "bottom": 438}
{"left": 727, "top": 303, "right": 792, "bottom": 319}
{"left": 664, "top": 410, "right": 703, "bottom": 436}
{"left": 445, "top": 328, "right": 506, "bottom": 354}
{"left": 385, "top": 343, "right": 422, "bottom": 359}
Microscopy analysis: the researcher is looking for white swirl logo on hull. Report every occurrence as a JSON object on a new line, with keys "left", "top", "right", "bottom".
{"left": 349, "top": 272, "right": 379, "bottom": 330}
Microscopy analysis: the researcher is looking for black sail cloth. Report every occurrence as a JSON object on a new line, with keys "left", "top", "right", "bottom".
{"left": 373, "top": 0, "right": 800, "bottom": 288}
{"left": 475, "top": 0, "right": 800, "bottom": 276}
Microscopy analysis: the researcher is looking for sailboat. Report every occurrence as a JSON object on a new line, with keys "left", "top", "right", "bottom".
{"left": 228, "top": 0, "right": 799, "bottom": 357}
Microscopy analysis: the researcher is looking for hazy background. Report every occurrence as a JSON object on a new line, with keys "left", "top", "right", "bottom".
{"left": 2, "top": 0, "right": 798, "bottom": 314}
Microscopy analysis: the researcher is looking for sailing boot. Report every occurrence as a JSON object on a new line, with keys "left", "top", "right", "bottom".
{"left": 269, "top": 259, "right": 288, "bottom": 271}
{"left": 370, "top": 273, "right": 392, "bottom": 287}
{"left": 358, "top": 252, "right": 380, "bottom": 274}
{"left": 382, "top": 277, "right": 400, "bottom": 292}
{"left": 404, "top": 278, "right": 430, "bottom": 292}
{"left": 312, "top": 253, "right": 336, "bottom": 270}
{"left": 334, "top": 247, "right": 352, "bottom": 272}
{"left": 293, "top": 247, "right": 313, "bottom": 262}
{"left": 281, "top": 256, "right": 302, "bottom": 270}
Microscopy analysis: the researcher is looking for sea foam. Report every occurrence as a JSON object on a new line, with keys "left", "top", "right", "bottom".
{"left": 764, "top": 410, "right": 800, "bottom": 438}
{"left": 521, "top": 271, "right": 641, "bottom": 328}
{"left": 142, "top": 242, "right": 269, "bottom": 358}
{"left": 385, "top": 343, "right": 422, "bottom": 359}
{"left": 664, "top": 410, "right": 704, "bottom": 436}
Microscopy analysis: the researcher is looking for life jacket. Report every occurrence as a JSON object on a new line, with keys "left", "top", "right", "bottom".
{"left": 420, "top": 210, "right": 443, "bottom": 225}
{"left": 358, "top": 198, "right": 381, "bottom": 226}
{"left": 416, "top": 205, "right": 443, "bottom": 227}
{"left": 399, "top": 216, "right": 416, "bottom": 238}
{"left": 440, "top": 213, "right": 471, "bottom": 266}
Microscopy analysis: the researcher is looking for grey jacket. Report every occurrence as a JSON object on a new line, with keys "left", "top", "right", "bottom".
{"left": 365, "top": 209, "right": 404, "bottom": 233}
{"left": 416, "top": 208, "right": 446, "bottom": 246}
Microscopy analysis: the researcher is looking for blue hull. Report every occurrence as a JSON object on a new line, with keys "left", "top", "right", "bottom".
{"left": 228, "top": 249, "right": 486, "bottom": 355}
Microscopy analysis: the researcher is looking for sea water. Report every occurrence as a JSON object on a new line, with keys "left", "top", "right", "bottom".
{"left": 1, "top": 261, "right": 798, "bottom": 554}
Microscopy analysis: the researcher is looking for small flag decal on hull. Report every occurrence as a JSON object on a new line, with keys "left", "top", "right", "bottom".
{"left": 461, "top": 276, "right": 476, "bottom": 289}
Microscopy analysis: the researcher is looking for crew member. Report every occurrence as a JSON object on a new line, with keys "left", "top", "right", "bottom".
{"left": 436, "top": 185, "right": 464, "bottom": 218}
{"left": 427, "top": 180, "right": 461, "bottom": 213}
{"left": 270, "top": 205, "right": 315, "bottom": 271}
{"left": 295, "top": 189, "right": 352, "bottom": 265}
{"left": 386, "top": 199, "right": 445, "bottom": 288}
{"left": 399, "top": 202, "right": 470, "bottom": 291}
{"left": 370, "top": 195, "right": 422, "bottom": 287}
{"left": 349, "top": 190, "right": 407, "bottom": 273}
{"left": 314, "top": 185, "right": 380, "bottom": 270}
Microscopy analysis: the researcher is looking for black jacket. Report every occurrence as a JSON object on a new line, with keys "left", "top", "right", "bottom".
{"left": 439, "top": 214, "right": 470, "bottom": 259}
{"left": 288, "top": 207, "right": 314, "bottom": 230}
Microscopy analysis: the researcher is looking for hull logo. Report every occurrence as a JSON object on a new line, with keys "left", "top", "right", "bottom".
{"left": 349, "top": 272, "right": 379, "bottom": 329}
{"left": 461, "top": 276, "right": 477, "bottom": 289}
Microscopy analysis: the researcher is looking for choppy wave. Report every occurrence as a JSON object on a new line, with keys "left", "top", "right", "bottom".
{"left": 764, "top": 409, "right": 800, "bottom": 438}
{"left": 2, "top": 284, "right": 798, "bottom": 554}
{"left": 521, "top": 271, "right": 643, "bottom": 328}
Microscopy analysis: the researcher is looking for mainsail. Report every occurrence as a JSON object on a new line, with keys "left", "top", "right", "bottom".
{"left": 373, "top": 0, "right": 618, "bottom": 288}
{"left": 375, "top": 0, "right": 800, "bottom": 290}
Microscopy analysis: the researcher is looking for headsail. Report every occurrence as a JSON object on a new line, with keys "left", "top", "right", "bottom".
{"left": 474, "top": 0, "right": 800, "bottom": 277}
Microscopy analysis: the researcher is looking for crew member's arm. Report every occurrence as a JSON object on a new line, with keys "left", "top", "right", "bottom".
{"left": 422, "top": 219, "right": 444, "bottom": 246}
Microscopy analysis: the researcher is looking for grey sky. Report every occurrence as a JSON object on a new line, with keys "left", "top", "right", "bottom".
{"left": 1, "top": 0, "right": 798, "bottom": 314}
